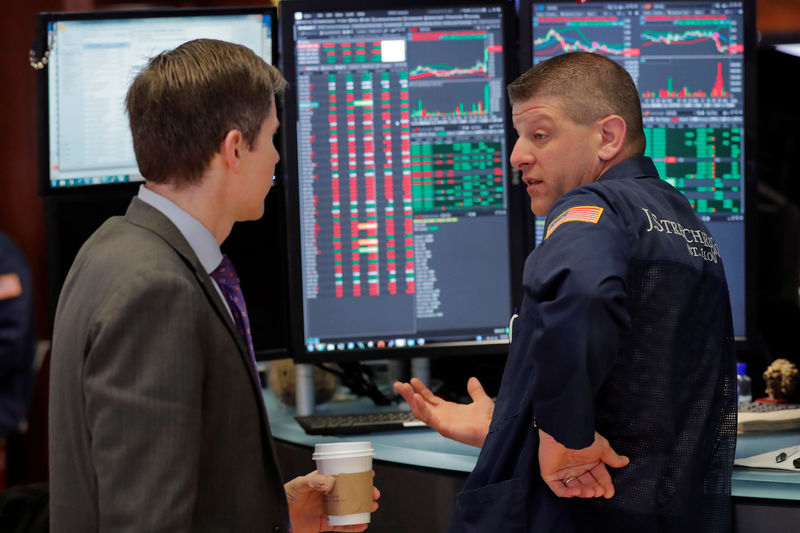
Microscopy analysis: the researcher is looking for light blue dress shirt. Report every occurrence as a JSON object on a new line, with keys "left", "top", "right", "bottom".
{"left": 137, "top": 185, "right": 233, "bottom": 320}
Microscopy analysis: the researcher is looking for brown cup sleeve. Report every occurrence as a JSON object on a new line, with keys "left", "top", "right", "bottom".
{"left": 322, "top": 471, "right": 373, "bottom": 516}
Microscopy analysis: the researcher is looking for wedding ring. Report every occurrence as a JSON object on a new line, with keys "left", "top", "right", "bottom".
{"left": 563, "top": 476, "right": 577, "bottom": 486}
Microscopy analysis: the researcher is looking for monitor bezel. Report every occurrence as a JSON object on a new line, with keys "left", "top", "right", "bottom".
{"left": 517, "top": 0, "right": 758, "bottom": 347}
{"left": 35, "top": 5, "right": 279, "bottom": 197}
{"left": 279, "top": 0, "right": 523, "bottom": 363}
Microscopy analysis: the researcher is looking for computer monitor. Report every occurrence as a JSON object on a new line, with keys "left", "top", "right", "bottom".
{"left": 35, "top": 6, "right": 277, "bottom": 195}
{"left": 35, "top": 7, "right": 290, "bottom": 360}
{"left": 519, "top": 0, "right": 756, "bottom": 341}
{"left": 280, "top": 0, "right": 522, "bottom": 363}
{"left": 750, "top": 32, "right": 800, "bottom": 372}
{"left": 757, "top": 31, "right": 800, "bottom": 202}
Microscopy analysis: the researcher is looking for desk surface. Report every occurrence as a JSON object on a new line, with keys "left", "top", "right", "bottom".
{"left": 263, "top": 389, "right": 800, "bottom": 501}
{"left": 734, "top": 431, "right": 800, "bottom": 500}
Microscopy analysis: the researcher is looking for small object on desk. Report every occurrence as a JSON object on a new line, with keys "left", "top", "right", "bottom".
{"left": 268, "top": 359, "right": 337, "bottom": 407}
{"left": 735, "top": 444, "right": 800, "bottom": 471}
{"left": 295, "top": 410, "right": 427, "bottom": 435}
{"left": 775, "top": 446, "right": 798, "bottom": 463}
{"left": 737, "top": 362, "right": 753, "bottom": 403}
{"left": 763, "top": 358, "right": 799, "bottom": 401}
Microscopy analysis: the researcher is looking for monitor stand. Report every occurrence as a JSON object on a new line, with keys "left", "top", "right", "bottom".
{"left": 411, "top": 357, "right": 430, "bottom": 385}
{"left": 295, "top": 363, "right": 315, "bottom": 416}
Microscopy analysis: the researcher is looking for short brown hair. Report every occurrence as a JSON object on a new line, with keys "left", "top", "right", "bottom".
{"left": 126, "top": 38, "right": 287, "bottom": 185}
{"left": 507, "top": 52, "right": 645, "bottom": 156}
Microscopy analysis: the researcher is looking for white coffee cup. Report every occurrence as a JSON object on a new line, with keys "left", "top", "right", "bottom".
{"left": 312, "top": 441, "right": 375, "bottom": 526}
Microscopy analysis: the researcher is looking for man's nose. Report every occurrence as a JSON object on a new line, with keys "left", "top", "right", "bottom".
{"left": 509, "top": 140, "right": 531, "bottom": 170}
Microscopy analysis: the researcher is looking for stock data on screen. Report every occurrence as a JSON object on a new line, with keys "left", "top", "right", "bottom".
{"left": 291, "top": 6, "right": 512, "bottom": 352}
{"left": 533, "top": 1, "right": 745, "bottom": 219}
{"left": 530, "top": 1, "right": 748, "bottom": 338}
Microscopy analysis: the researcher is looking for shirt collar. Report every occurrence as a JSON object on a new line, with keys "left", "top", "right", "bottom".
{"left": 136, "top": 184, "right": 223, "bottom": 275}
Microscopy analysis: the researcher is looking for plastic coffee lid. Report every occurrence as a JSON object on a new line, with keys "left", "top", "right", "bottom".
{"left": 313, "top": 441, "right": 374, "bottom": 460}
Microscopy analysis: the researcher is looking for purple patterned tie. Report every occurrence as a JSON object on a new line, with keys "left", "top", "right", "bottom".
{"left": 210, "top": 254, "right": 258, "bottom": 375}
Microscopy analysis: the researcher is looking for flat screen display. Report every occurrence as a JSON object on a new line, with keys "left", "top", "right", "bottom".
{"left": 522, "top": 0, "right": 754, "bottom": 340}
{"left": 281, "top": 0, "right": 520, "bottom": 361}
{"left": 37, "top": 8, "right": 276, "bottom": 193}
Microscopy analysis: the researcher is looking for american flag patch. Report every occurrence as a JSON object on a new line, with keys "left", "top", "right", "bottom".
{"left": 545, "top": 206, "right": 604, "bottom": 239}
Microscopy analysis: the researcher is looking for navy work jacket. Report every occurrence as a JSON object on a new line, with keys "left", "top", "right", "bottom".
{"left": 449, "top": 156, "right": 737, "bottom": 533}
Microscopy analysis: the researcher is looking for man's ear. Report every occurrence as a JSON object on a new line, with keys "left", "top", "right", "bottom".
{"left": 219, "top": 129, "right": 244, "bottom": 171}
{"left": 596, "top": 115, "right": 626, "bottom": 162}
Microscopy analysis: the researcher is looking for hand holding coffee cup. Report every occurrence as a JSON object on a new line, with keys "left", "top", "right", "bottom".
{"left": 313, "top": 442, "right": 376, "bottom": 526}
{"left": 283, "top": 469, "right": 379, "bottom": 533}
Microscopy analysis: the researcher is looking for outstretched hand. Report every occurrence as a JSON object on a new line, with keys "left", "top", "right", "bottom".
{"left": 393, "top": 377, "right": 494, "bottom": 448}
{"left": 538, "top": 429, "right": 629, "bottom": 499}
{"left": 284, "top": 470, "right": 380, "bottom": 533}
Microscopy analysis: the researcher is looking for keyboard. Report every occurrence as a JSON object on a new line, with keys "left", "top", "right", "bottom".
{"left": 295, "top": 410, "right": 428, "bottom": 435}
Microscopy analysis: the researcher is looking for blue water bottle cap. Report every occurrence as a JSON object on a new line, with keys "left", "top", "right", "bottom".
{"left": 736, "top": 362, "right": 747, "bottom": 376}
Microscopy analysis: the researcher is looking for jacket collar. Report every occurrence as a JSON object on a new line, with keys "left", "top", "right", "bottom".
{"left": 596, "top": 156, "right": 659, "bottom": 183}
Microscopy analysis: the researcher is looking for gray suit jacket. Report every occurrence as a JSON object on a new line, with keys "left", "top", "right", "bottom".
{"left": 49, "top": 198, "right": 290, "bottom": 532}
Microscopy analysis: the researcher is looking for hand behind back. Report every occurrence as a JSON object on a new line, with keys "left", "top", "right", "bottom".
{"left": 538, "top": 429, "right": 629, "bottom": 500}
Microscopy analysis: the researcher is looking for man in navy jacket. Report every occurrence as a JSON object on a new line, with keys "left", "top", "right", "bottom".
{"left": 396, "top": 52, "right": 736, "bottom": 533}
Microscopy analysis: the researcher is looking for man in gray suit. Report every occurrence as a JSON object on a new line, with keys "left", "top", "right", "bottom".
{"left": 49, "top": 39, "right": 378, "bottom": 533}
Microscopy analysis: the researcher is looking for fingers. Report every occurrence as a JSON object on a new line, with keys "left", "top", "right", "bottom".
{"left": 284, "top": 473, "right": 313, "bottom": 497}
{"left": 304, "top": 470, "right": 335, "bottom": 493}
{"left": 538, "top": 431, "right": 628, "bottom": 501}
{"left": 600, "top": 444, "right": 630, "bottom": 470}
{"left": 466, "top": 377, "right": 490, "bottom": 403}
{"left": 408, "top": 377, "right": 430, "bottom": 392}
{"left": 396, "top": 389, "right": 433, "bottom": 423}
{"left": 409, "top": 377, "right": 440, "bottom": 405}
{"left": 393, "top": 381, "right": 415, "bottom": 403}
{"left": 588, "top": 432, "right": 629, "bottom": 470}
{"left": 545, "top": 466, "right": 611, "bottom": 499}
{"left": 329, "top": 525, "right": 368, "bottom": 532}
{"left": 372, "top": 484, "right": 381, "bottom": 510}
{"left": 570, "top": 463, "right": 616, "bottom": 499}
{"left": 573, "top": 433, "right": 629, "bottom": 472}
{"left": 394, "top": 380, "right": 438, "bottom": 425}
{"left": 394, "top": 379, "right": 438, "bottom": 408}
{"left": 544, "top": 477, "right": 582, "bottom": 498}
{"left": 326, "top": 486, "right": 381, "bottom": 532}
{"left": 577, "top": 470, "right": 603, "bottom": 498}
{"left": 590, "top": 461, "right": 616, "bottom": 499}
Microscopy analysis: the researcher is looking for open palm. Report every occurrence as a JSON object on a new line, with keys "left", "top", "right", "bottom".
{"left": 393, "top": 377, "right": 494, "bottom": 447}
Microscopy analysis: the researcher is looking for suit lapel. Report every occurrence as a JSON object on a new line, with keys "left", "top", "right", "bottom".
{"left": 123, "top": 198, "right": 268, "bottom": 417}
